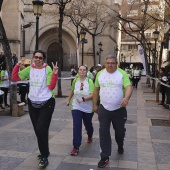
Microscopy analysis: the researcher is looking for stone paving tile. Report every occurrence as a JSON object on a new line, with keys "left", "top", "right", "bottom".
{"left": 0, "top": 132, "right": 38, "bottom": 152}
{"left": 50, "top": 119, "right": 70, "bottom": 132}
{"left": 137, "top": 162, "right": 157, "bottom": 170}
{"left": 152, "top": 139, "right": 170, "bottom": 144}
{"left": 150, "top": 126, "right": 170, "bottom": 140}
{"left": 152, "top": 143, "right": 170, "bottom": 164}
{"left": 157, "top": 164, "right": 170, "bottom": 170}
{"left": 125, "top": 125, "right": 137, "bottom": 140}
{"left": 12, "top": 119, "right": 34, "bottom": 130}
{"left": 127, "top": 114, "right": 137, "bottom": 124}
{"left": 0, "top": 150, "right": 31, "bottom": 159}
{"left": 138, "top": 151, "right": 156, "bottom": 164}
{"left": 0, "top": 116, "right": 17, "bottom": 127}
{"left": 118, "top": 160, "right": 137, "bottom": 169}
{"left": 0, "top": 156, "right": 24, "bottom": 170}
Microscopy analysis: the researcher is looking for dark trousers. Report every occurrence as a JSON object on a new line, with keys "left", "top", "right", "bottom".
{"left": 28, "top": 97, "right": 55, "bottom": 158}
{"left": 1, "top": 87, "right": 8, "bottom": 105}
{"left": 72, "top": 110, "right": 94, "bottom": 148}
{"left": 0, "top": 95, "right": 3, "bottom": 105}
{"left": 19, "top": 84, "right": 28, "bottom": 103}
{"left": 133, "top": 77, "right": 140, "bottom": 88}
{"left": 98, "top": 105, "right": 127, "bottom": 158}
{"left": 161, "top": 91, "right": 166, "bottom": 104}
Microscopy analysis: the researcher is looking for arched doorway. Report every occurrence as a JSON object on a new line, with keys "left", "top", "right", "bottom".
{"left": 47, "top": 42, "right": 63, "bottom": 70}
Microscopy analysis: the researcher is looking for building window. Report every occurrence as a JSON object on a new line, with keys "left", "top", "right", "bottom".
{"left": 128, "top": 45, "right": 136, "bottom": 50}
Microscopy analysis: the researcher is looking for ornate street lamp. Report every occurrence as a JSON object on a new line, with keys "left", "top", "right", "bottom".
{"left": 32, "top": 0, "right": 44, "bottom": 50}
{"left": 152, "top": 29, "right": 159, "bottom": 92}
{"left": 147, "top": 42, "right": 152, "bottom": 74}
{"left": 98, "top": 42, "right": 103, "bottom": 64}
{"left": 121, "top": 53, "right": 126, "bottom": 69}
{"left": 80, "top": 29, "right": 86, "bottom": 65}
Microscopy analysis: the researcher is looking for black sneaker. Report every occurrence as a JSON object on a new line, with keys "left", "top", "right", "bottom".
{"left": 38, "top": 157, "right": 48, "bottom": 168}
{"left": 98, "top": 157, "right": 109, "bottom": 168}
{"left": 118, "top": 147, "right": 124, "bottom": 154}
{"left": 158, "top": 103, "right": 164, "bottom": 106}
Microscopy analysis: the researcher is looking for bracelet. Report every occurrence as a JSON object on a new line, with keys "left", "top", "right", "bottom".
{"left": 82, "top": 97, "right": 85, "bottom": 102}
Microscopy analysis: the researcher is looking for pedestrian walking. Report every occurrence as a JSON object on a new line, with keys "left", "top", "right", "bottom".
{"left": 133, "top": 66, "right": 141, "bottom": 89}
{"left": 12, "top": 50, "right": 58, "bottom": 168}
{"left": 70, "top": 65, "right": 77, "bottom": 85}
{"left": 66, "top": 65, "right": 94, "bottom": 156}
{"left": 18, "top": 62, "right": 29, "bottom": 104}
{"left": 0, "top": 62, "right": 10, "bottom": 108}
{"left": 11, "top": 52, "right": 18, "bottom": 68}
{"left": 158, "top": 67, "right": 168, "bottom": 106}
{"left": 93, "top": 54, "right": 132, "bottom": 168}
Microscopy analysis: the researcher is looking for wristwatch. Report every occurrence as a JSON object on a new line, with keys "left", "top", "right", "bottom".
{"left": 82, "top": 97, "right": 85, "bottom": 102}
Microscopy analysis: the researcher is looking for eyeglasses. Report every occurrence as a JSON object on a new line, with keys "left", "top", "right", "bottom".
{"left": 34, "top": 56, "right": 44, "bottom": 60}
{"left": 80, "top": 83, "right": 84, "bottom": 91}
{"left": 106, "top": 62, "right": 116, "bottom": 65}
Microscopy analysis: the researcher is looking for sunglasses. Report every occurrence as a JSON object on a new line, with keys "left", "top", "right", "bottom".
{"left": 34, "top": 56, "right": 44, "bottom": 60}
{"left": 80, "top": 83, "right": 84, "bottom": 91}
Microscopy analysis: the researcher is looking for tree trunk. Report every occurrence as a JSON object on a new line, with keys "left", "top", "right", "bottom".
{"left": 92, "top": 35, "right": 96, "bottom": 65}
{"left": 57, "top": 5, "right": 64, "bottom": 97}
{"left": 0, "top": 17, "right": 17, "bottom": 115}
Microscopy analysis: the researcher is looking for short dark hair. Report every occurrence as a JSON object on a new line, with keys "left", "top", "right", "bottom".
{"left": 78, "top": 65, "right": 88, "bottom": 71}
{"left": 33, "top": 50, "right": 46, "bottom": 59}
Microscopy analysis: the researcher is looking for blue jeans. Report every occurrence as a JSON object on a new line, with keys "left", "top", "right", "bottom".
{"left": 72, "top": 110, "right": 94, "bottom": 148}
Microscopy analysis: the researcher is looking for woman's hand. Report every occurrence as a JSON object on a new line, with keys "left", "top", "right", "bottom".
{"left": 77, "top": 98, "right": 83, "bottom": 103}
{"left": 66, "top": 101, "right": 70, "bottom": 106}
{"left": 17, "top": 58, "right": 25, "bottom": 66}
{"left": 52, "top": 62, "right": 58, "bottom": 74}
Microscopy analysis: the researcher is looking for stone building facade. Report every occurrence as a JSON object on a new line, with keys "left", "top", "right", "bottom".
{"left": 1, "top": 0, "right": 120, "bottom": 70}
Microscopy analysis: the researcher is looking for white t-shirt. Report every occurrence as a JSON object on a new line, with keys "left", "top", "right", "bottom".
{"left": 95, "top": 68, "right": 131, "bottom": 111}
{"left": 28, "top": 67, "right": 52, "bottom": 101}
{"left": 133, "top": 70, "right": 141, "bottom": 76}
{"left": 71, "top": 78, "right": 94, "bottom": 113}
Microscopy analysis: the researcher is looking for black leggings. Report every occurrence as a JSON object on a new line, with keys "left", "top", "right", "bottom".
{"left": 133, "top": 77, "right": 140, "bottom": 88}
{"left": 28, "top": 97, "right": 55, "bottom": 158}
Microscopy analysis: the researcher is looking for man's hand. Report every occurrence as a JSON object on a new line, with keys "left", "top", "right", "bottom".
{"left": 52, "top": 61, "right": 58, "bottom": 74}
{"left": 93, "top": 104, "right": 98, "bottom": 114}
{"left": 120, "top": 98, "right": 129, "bottom": 107}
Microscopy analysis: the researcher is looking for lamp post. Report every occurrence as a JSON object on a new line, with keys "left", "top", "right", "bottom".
{"left": 121, "top": 53, "right": 126, "bottom": 69}
{"left": 32, "top": 0, "right": 44, "bottom": 50}
{"left": 147, "top": 42, "right": 151, "bottom": 74}
{"left": 80, "top": 29, "right": 86, "bottom": 65}
{"left": 98, "top": 42, "right": 103, "bottom": 64}
{"left": 152, "top": 30, "right": 159, "bottom": 92}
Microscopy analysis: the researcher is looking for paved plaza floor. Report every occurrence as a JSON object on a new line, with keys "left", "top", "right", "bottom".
{"left": 0, "top": 75, "right": 170, "bottom": 170}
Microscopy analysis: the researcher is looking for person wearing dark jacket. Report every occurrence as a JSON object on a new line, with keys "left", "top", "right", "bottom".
{"left": 158, "top": 68, "right": 168, "bottom": 106}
